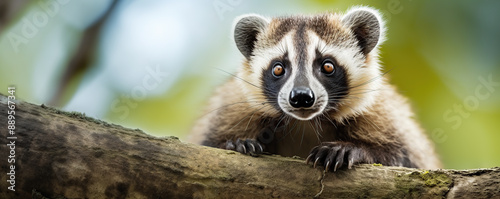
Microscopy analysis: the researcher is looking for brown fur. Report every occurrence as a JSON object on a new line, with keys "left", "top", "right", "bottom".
{"left": 189, "top": 9, "right": 441, "bottom": 169}
{"left": 190, "top": 76, "right": 440, "bottom": 169}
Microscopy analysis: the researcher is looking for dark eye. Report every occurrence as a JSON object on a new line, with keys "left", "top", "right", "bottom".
{"left": 321, "top": 60, "right": 335, "bottom": 75}
{"left": 272, "top": 62, "right": 285, "bottom": 77}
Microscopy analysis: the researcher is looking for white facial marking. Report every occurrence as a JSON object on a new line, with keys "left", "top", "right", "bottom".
{"left": 244, "top": 22, "right": 382, "bottom": 121}
{"left": 277, "top": 31, "right": 329, "bottom": 121}
{"left": 310, "top": 30, "right": 383, "bottom": 122}
{"left": 241, "top": 12, "right": 385, "bottom": 122}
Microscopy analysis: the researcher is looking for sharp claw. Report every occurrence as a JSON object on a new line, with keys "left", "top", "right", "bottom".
{"left": 258, "top": 144, "right": 263, "bottom": 153}
{"left": 334, "top": 161, "right": 340, "bottom": 172}
{"left": 325, "top": 161, "right": 331, "bottom": 172}
{"left": 242, "top": 144, "right": 247, "bottom": 154}
{"left": 248, "top": 143, "right": 256, "bottom": 153}
{"left": 348, "top": 158, "right": 353, "bottom": 169}
{"left": 306, "top": 154, "right": 314, "bottom": 164}
{"left": 314, "top": 157, "right": 320, "bottom": 168}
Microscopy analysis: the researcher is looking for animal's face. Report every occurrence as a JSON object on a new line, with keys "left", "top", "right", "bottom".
{"left": 234, "top": 7, "right": 385, "bottom": 121}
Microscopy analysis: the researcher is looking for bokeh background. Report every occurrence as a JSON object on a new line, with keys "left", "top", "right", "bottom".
{"left": 0, "top": 0, "right": 499, "bottom": 169}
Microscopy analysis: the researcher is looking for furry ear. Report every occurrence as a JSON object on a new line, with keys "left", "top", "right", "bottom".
{"left": 234, "top": 14, "right": 269, "bottom": 60}
{"left": 342, "top": 7, "right": 385, "bottom": 55}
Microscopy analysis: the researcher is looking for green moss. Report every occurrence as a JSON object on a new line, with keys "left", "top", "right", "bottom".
{"left": 391, "top": 172, "right": 425, "bottom": 198}
{"left": 372, "top": 163, "right": 383, "bottom": 166}
{"left": 388, "top": 170, "right": 452, "bottom": 198}
{"left": 419, "top": 171, "right": 452, "bottom": 187}
{"left": 41, "top": 104, "right": 114, "bottom": 127}
{"left": 166, "top": 136, "right": 179, "bottom": 140}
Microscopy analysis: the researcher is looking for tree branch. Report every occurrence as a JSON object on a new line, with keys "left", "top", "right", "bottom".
{"left": 0, "top": 93, "right": 498, "bottom": 198}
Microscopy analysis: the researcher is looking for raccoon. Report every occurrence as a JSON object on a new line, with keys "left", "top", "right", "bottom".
{"left": 190, "top": 6, "right": 441, "bottom": 171}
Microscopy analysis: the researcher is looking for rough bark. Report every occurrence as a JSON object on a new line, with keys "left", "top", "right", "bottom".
{"left": 0, "top": 93, "right": 498, "bottom": 199}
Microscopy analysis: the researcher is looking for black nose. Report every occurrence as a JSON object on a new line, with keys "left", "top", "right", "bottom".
{"left": 289, "top": 87, "right": 315, "bottom": 108}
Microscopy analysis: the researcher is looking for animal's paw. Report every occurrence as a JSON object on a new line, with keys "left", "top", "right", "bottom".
{"left": 306, "top": 142, "right": 367, "bottom": 172}
{"left": 223, "top": 138, "right": 264, "bottom": 156}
